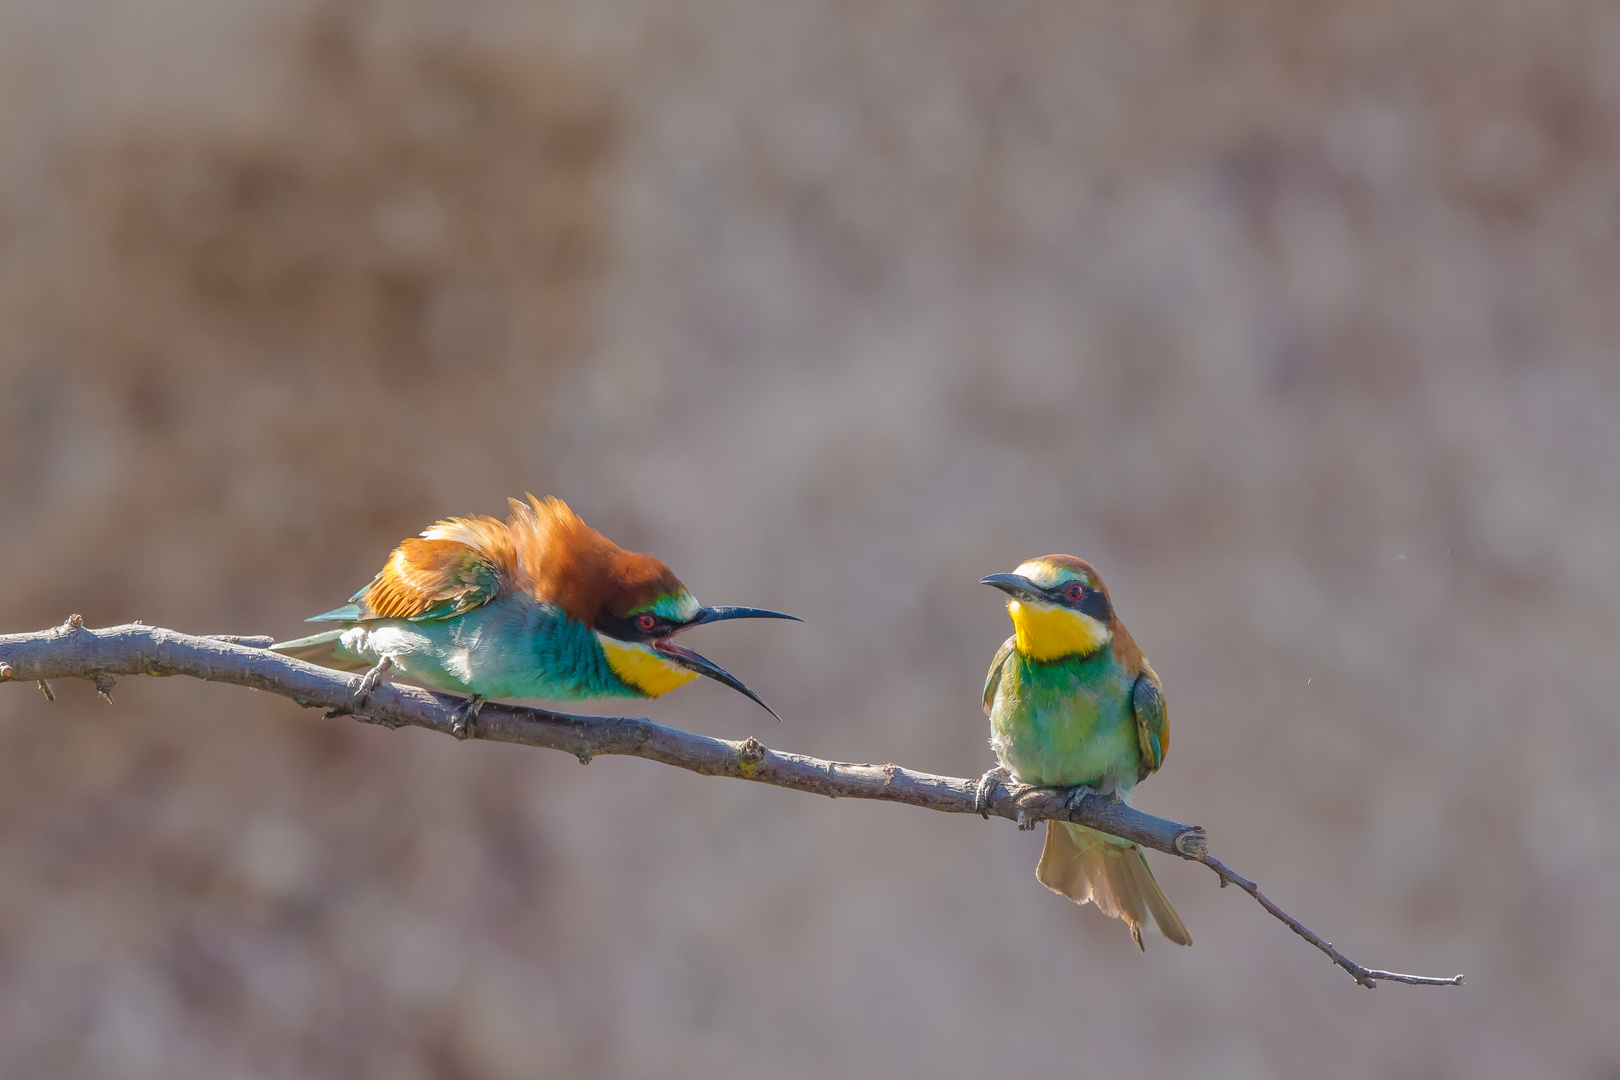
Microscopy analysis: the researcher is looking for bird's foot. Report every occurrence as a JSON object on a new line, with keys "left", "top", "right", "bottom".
{"left": 451, "top": 695, "right": 486, "bottom": 740}
{"left": 974, "top": 766, "right": 1012, "bottom": 819}
{"left": 1063, "top": 784, "right": 1097, "bottom": 814}
{"left": 1014, "top": 784, "right": 1101, "bottom": 833}
{"left": 350, "top": 655, "right": 396, "bottom": 709}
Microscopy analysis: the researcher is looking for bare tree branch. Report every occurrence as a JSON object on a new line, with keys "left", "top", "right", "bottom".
{"left": 1, "top": 619, "right": 1462, "bottom": 989}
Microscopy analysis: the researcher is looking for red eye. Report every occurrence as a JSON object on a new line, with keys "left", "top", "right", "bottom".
{"left": 1066, "top": 583, "right": 1084, "bottom": 601}
{"left": 638, "top": 614, "right": 656, "bottom": 631}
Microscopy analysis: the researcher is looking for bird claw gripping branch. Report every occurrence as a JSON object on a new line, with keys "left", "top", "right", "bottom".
{"left": 350, "top": 655, "right": 396, "bottom": 709}
{"left": 974, "top": 766, "right": 1010, "bottom": 819}
{"left": 450, "top": 695, "right": 485, "bottom": 740}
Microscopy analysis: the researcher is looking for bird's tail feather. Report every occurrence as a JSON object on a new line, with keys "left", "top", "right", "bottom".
{"left": 267, "top": 628, "right": 371, "bottom": 672}
{"left": 1037, "top": 820, "right": 1192, "bottom": 949}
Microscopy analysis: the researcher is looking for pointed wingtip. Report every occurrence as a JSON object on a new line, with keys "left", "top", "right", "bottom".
{"left": 307, "top": 603, "right": 363, "bottom": 623}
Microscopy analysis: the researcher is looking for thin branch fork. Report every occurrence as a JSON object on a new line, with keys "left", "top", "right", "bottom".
{"left": 0, "top": 620, "right": 1462, "bottom": 990}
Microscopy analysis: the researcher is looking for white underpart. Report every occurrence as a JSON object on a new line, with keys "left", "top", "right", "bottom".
{"left": 339, "top": 624, "right": 475, "bottom": 682}
{"left": 441, "top": 645, "right": 475, "bottom": 684}
{"left": 338, "top": 625, "right": 373, "bottom": 658}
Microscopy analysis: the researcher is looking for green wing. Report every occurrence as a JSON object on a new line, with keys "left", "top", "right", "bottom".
{"left": 1131, "top": 661, "right": 1169, "bottom": 780}
{"left": 983, "top": 635, "right": 1016, "bottom": 715}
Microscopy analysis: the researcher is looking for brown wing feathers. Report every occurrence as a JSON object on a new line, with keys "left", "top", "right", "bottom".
{"left": 356, "top": 495, "right": 683, "bottom": 625}
{"left": 358, "top": 530, "right": 509, "bottom": 620}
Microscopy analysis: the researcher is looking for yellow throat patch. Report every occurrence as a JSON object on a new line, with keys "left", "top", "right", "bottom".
{"left": 598, "top": 635, "right": 699, "bottom": 697}
{"left": 1009, "top": 599, "right": 1112, "bottom": 662}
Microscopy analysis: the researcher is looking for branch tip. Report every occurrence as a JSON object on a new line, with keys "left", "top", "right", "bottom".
{"left": 1196, "top": 853, "right": 1460, "bottom": 989}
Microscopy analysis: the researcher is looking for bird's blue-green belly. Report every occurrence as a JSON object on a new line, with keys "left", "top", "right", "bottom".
{"left": 333, "top": 598, "right": 643, "bottom": 701}
{"left": 989, "top": 649, "right": 1141, "bottom": 790}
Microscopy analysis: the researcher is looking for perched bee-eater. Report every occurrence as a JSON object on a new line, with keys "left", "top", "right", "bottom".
{"left": 272, "top": 495, "right": 796, "bottom": 734}
{"left": 979, "top": 556, "right": 1191, "bottom": 949}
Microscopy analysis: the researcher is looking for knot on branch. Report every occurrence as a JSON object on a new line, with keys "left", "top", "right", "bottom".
{"left": 735, "top": 736, "right": 767, "bottom": 777}
{"left": 1173, "top": 827, "right": 1208, "bottom": 859}
{"left": 59, "top": 614, "right": 85, "bottom": 635}
{"left": 0, "top": 663, "right": 12, "bottom": 683}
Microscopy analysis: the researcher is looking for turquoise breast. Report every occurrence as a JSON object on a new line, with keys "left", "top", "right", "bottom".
{"left": 336, "top": 598, "right": 644, "bottom": 702}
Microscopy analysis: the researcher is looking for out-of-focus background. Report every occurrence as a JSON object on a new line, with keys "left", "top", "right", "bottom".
{"left": 2, "top": 1, "right": 1618, "bottom": 1076}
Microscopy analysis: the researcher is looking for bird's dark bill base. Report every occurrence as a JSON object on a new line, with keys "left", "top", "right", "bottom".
{"left": 979, "top": 573, "right": 1045, "bottom": 602}
{"left": 651, "top": 638, "right": 782, "bottom": 721}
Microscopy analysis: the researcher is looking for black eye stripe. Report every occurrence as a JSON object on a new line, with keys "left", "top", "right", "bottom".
{"left": 1078, "top": 587, "right": 1112, "bottom": 623}
{"left": 595, "top": 610, "right": 672, "bottom": 641}
{"left": 1035, "top": 580, "right": 1111, "bottom": 622}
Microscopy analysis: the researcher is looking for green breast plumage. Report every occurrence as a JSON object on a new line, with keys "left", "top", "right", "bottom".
{"left": 987, "top": 644, "right": 1143, "bottom": 791}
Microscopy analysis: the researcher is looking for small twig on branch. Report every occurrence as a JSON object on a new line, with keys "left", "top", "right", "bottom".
{"left": 0, "top": 622, "right": 1462, "bottom": 989}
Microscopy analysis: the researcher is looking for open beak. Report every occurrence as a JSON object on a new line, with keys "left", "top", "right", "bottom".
{"left": 651, "top": 638, "right": 782, "bottom": 721}
{"left": 979, "top": 573, "right": 1045, "bottom": 603}
{"left": 678, "top": 605, "right": 801, "bottom": 630}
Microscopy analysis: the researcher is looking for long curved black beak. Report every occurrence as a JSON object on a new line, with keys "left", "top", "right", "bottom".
{"left": 979, "top": 573, "right": 1045, "bottom": 602}
{"left": 651, "top": 638, "right": 782, "bottom": 721}
{"left": 679, "top": 605, "right": 801, "bottom": 630}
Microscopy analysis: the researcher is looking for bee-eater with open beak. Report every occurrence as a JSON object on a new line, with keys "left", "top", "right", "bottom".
{"left": 979, "top": 556, "right": 1191, "bottom": 949}
{"left": 272, "top": 495, "right": 797, "bottom": 735}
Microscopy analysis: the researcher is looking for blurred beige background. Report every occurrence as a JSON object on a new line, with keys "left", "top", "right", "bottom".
{"left": 3, "top": 1, "right": 1619, "bottom": 1077}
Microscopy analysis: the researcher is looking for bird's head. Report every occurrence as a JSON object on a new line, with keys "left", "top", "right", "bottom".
{"left": 591, "top": 571, "right": 796, "bottom": 718}
{"left": 504, "top": 501, "right": 790, "bottom": 718}
{"left": 981, "top": 555, "right": 1115, "bottom": 662}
